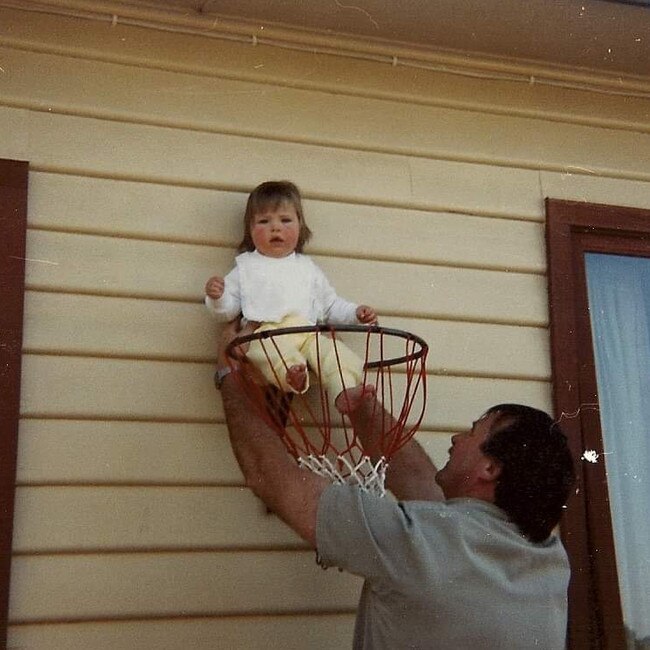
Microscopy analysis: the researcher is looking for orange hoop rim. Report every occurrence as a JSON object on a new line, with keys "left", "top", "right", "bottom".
{"left": 223, "top": 323, "right": 429, "bottom": 494}
{"left": 226, "top": 324, "right": 428, "bottom": 369}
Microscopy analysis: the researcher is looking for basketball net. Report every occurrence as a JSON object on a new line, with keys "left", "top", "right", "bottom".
{"left": 226, "top": 325, "right": 428, "bottom": 497}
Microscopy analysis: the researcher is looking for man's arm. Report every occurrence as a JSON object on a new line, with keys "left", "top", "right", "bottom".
{"left": 343, "top": 387, "right": 444, "bottom": 502}
{"left": 218, "top": 324, "right": 329, "bottom": 548}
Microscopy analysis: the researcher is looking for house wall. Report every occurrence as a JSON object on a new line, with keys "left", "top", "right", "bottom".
{"left": 1, "top": 4, "right": 649, "bottom": 648}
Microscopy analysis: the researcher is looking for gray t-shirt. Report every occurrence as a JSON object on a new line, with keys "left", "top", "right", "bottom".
{"left": 316, "top": 485, "right": 570, "bottom": 650}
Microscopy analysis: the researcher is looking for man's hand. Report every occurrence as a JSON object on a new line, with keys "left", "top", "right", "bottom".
{"left": 356, "top": 304, "right": 378, "bottom": 325}
{"left": 205, "top": 276, "right": 225, "bottom": 300}
{"left": 217, "top": 319, "right": 259, "bottom": 367}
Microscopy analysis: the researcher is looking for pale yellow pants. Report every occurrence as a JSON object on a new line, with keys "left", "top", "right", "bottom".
{"left": 246, "top": 315, "right": 363, "bottom": 399}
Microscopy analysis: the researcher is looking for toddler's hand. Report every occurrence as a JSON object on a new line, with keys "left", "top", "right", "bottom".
{"left": 356, "top": 305, "right": 378, "bottom": 325}
{"left": 205, "top": 276, "right": 225, "bottom": 299}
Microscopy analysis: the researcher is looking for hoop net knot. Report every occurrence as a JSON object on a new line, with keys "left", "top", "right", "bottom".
{"left": 298, "top": 455, "right": 388, "bottom": 497}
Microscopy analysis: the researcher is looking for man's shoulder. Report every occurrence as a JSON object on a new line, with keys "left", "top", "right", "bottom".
{"left": 319, "top": 485, "right": 453, "bottom": 534}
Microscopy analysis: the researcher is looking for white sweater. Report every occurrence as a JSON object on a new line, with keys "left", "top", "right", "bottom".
{"left": 205, "top": 250, "right": 359, "bottom": 325}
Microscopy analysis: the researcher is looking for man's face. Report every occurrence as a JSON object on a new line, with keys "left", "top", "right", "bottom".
{"left": 435, "top": 411, "right": 501, "bottom": 499}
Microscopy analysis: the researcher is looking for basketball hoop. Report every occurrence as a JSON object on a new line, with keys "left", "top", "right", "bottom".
{"left": 226, "top": 325, "right": 428, "bottom": 497}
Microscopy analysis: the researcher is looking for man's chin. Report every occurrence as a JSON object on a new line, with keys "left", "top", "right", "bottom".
{"left": 435, "top": 461, "right": 452, "bottom": 484}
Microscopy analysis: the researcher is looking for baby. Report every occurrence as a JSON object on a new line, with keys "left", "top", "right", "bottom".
{"left": 205, "top": 180, "right": 377, "bottom": 411}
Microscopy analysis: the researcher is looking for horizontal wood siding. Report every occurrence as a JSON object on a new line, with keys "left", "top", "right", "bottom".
{"left": 9, "top": 552, "right": 360, "bottom": 621}
{"left": 23, "top": 291, "right": 552, "bottom": 376}
{"left": 19, "top": 355, "right": 550, "bottom": 426}
{"left": 2, "top": 4, "right": 649, "bottom": 648}
{"left": 8, "top": 614, "right": 357, "bottom": 650}
{"left": 16, "top": 421, "right": 452, "bottom": 487}
{"left": 22, "top": 229, "right": 547, "bottom": 322}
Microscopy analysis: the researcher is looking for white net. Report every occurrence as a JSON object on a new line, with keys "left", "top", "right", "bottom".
{"left": 297, "top": 454, "right": 388, "bottom": 497}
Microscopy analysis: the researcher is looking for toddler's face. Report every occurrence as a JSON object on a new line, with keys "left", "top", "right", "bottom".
{"left": 251, "top": 203, "right": 301, "bottom": 258}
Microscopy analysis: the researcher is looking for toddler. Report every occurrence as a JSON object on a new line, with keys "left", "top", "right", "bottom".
{"left": 205, "top": 180, "right": 377, "bottom": 411}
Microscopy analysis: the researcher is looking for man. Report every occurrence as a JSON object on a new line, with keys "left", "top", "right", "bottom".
{"left": 216, "top": 322, "right": 576, "bottom": 649}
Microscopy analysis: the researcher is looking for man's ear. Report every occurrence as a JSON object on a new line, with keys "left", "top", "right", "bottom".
{"left": 479, "top": 458, "right": 502, "bottom": 482}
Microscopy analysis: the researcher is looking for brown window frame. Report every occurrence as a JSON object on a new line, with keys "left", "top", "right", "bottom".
{"left": 0, "top": 159, "right": 28, "bottom": 647}
{"left": 546, "top": 198, "right": 650, "bottom": 650}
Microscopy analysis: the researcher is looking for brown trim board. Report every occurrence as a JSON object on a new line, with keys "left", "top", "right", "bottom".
{"left": 0, "top": 159, "right": 28, "bottom": 647}
{"left": 546, "top": 198, "right": 650, "bottom": 649}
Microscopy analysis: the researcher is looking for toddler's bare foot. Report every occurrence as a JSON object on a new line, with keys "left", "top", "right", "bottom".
{"left": 335, "top": 384, "right": 376, "bottom": 414}
{"left": 286, "top": 364, "right": 308, "bottom": 393}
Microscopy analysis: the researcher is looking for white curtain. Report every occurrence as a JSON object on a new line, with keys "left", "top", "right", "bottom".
{"left": 585, "top": 253, "right": 650, "bottom": 647}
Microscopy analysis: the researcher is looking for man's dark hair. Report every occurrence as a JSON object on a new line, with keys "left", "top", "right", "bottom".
{"left": 481, "top": 404, "right": 575, "bottom": 543}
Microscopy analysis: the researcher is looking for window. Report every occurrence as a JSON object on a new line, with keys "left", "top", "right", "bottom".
{"left": 546, "top": 198, "right": 650, "bottom": 649}
{"left": 0, "top": 159, "right": 28, "bottom": 646}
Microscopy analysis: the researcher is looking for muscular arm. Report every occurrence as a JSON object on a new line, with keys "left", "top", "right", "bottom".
{"left": 218, "top": 327, "right": 329, "bottom": 548}
{"left": 346, "top": 388, "right": 444, "bottom": 502}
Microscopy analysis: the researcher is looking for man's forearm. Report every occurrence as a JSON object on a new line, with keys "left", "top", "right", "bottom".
{"left": 347, "top": 393, "right": 443, "bottom": 502}
{"left": 220, "top": 372, "right": 328, "bottom": 546}
{"left": 220, "top": 375, "right": 294, "bottom": 499}
{"left": 384, "top": 439, "right": 444, "bottom": 501}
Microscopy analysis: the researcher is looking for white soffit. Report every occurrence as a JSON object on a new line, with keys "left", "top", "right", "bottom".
{"left": 5, "top": 0, "right": 650, "bottom": 86}
{"left": 114, "top": 0, "right": 650, "bottom": 78}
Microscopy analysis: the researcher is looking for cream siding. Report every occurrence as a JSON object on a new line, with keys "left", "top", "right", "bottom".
{"left": 8, "top": 615, "right": 357, "bottom": 650}
{"left": 2, "top": 4, "right": 649, "bottom": 648}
